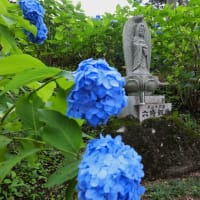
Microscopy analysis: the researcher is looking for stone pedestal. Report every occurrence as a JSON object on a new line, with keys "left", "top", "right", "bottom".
{"left": 120, "top": 95, "right": 172, "bottom": 122}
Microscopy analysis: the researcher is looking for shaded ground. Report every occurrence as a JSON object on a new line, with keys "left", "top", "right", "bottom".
{"left": 104, "top": 115, "right": 200, "bottom": 180}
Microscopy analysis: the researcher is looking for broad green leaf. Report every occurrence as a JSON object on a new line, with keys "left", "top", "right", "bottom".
{"left": 15, "top": 137, "right": 44, "bottom": 166}
{"left": 0, "top": 135, "right": 12, "bottom": 162}
{"left": 0, "top": 0, "right": 36, "bottom": 35}
{"left": 27, "top": 81, "right": 56, "bottom": 102}
{"left": 48, "top": 88, "right": 67, "bottom": 115}
{"left": 0, "top": 25, "right": 21, "bottom": 54}
{"left": 0, "top": 54, "right": 46, "bottom": 75}
{"left": 45, "top": 160, "right": 79, "bottom": 188}
{"left": 56, "top": 76, "right": 74, "bottom": 90}
{"left": 2, "top": 67, "right": 60, "bottom": 93}
{"left": 3, "top": 120, "right": 22, "bottom": 132}
{"left": 0, "top": 147, "right": 41, "bottom": 183}
{"left": 38, "top": 109, "right": 82, "bottom": 154}
{"left": 0, "top": 135, "right": 11, "bottom": 148}
{"left": 36, "top": 82, "right": 56, "bottom": 102}
{"left": 14, "top": 15, "right": 37, "bottom": 36}
{"left": 65, "top": 178, "right": 77, "bottom": 200}
{"left": 16, "top": 94, "right": 44, "bottom": 133}
{"left": 0, "top": 0, "right": 10, "bottom": 14}
{"left": 0, "top": 15, "right": 16, "bottom": 27}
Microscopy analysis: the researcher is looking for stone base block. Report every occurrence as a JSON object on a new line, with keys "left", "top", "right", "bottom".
{"left": 119, "top": 95, "right": 172, "bottom": 122}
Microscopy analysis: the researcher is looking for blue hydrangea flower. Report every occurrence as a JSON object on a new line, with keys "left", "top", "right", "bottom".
{"left": 19, "top": 0, "right": 48, "bottom": 44}
{"left": 92, "top": 15, "right": 101, "bottom": 21}
{"left": 77, "top": 135, "right": 145, "bottom": 200}
{"left": 154, "top": 22, "right": 160, "bottom": 28}
{"left": 67, "top": 58, "right": 127, "bottom": 127}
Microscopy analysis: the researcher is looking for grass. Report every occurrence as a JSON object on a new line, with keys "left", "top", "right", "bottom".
{"left": 143, "top": 172, "right": 200, "bottom": 200}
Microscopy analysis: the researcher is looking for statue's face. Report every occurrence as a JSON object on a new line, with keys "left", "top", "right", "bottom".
{"left": 138, "top": 23, "right": 145, "bottom": 36}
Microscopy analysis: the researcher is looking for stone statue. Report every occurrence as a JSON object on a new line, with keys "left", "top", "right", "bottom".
{"left": 123, "top": 15, "right": 159, "bottom": 103}
{"left": 120, "top": 15, "right": 172, "bottom": 121}
{"left": 123, "top": 15, "right": 151, "bottom": 76}
{"left": 132, "top": 22, "right": 149, "bottom": 74}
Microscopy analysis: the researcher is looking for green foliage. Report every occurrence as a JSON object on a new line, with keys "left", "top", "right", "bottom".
{"left": 16, "top": 0, "right": 200, "bottom": 113}
{"left": 133, "top": 2, "right": 200, "bottom": 112}
{"left": 0, "top": 0, "right": 36, "bottom": 56}
{"left": 0, "top": 147, "right": 41, "bottom": 182}
{"left": 0, "top": 150, "right": 67, "bottom": 199}
{"left": 46, "top": 160, "right": 79, "bottom": 188}
{"left": 1, "top": 0, "right": 200, "bottom": 199}
{"left": 39, "top": 109, "right": 82, "bottom": 154}
{"left": 0, "top": 2, "right": 83, "bottom": 198}
{"left": 19, "top": 0, "right": 131, "bottom": 71}
{"left": 0, "top": 54, "right": 45, "bottom": 75}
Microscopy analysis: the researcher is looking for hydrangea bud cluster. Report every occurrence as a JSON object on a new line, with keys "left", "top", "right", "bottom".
{"left": 19, "top": 0, "right": 48, "bottom": 44}
{"left": 77, "top": 135, "right": 145, "bottom": 200}
{"left": 67, "top": 58, "right": 127, "bottom": 127}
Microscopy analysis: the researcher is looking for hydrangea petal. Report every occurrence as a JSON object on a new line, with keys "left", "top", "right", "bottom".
{"left": 19, "top": 0, "right": 48, "bottom": 44}
{"left": 67, "top": 58, "right": 127, "bottom": 126}
{"left": 77, "top": 135, "right": 145, "bottom": 200}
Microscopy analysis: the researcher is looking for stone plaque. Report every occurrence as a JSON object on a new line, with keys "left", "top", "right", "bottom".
{"left": 138, "top": 103, "right": 172, "bottom": 121}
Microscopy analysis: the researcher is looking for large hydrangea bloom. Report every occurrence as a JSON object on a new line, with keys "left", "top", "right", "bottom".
{"left": 77, "top": 135, "right": 145, "bottom": 200}
{"left": 67, "top": 58, "right": 127, "bottom": 126}
{"left": 19, "top": 0, "right": 48, "bottom": 44}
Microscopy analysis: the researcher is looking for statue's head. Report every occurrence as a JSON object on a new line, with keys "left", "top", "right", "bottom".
{"left": 136, "top": 23, "right": 145, "bottom": 37}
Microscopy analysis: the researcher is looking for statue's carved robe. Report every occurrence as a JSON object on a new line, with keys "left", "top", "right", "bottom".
{"left": 132, "top": 36, "right": 149, "bottom": 74}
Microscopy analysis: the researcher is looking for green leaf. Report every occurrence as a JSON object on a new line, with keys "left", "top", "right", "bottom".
{"left": 48, "top": 87, "right": 67, "bottom": 115}
{"left": 56, "top": 76, "right": 74, "bottom": 90}
{"left": 2, "top": 67, "right": 60, "bottom": 94}
{"left": 45, "top": 160, "right": 79, "bottom": 188}
{"left": 16, "top": 94, "right": 44, "bottom": 133}
{"left": 0, "top": 135, "right": 12, "bottom": 162}
{"left": 14, "top": 15, "right": 37, "bottom": 36}
{"left": 39, "top": 109, "right": 82, "bottom": 154}
{"left": 0, "top": 25, "right": 21, "bottom": 54}
{"left": 0, "top": 147, "right": 41, "bottom": 183}
{"left": 65, "top": 178, "right": 77, "bottom": 200}
{"left": 0, "top": 15, "right": 16, "bottom": 27}
{"left": 0, "top": 2, "right": 7, "bottom": 14}
{"left": 0, "top": 54, "right": 46, "bottom": 75}
{"left": 36, "top": 81, "right": 56, "bottom": 102}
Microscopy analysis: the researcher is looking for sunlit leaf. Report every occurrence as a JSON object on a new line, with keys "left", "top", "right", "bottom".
{"left": 0, "top": 54, "right": 46, "bottom": 75}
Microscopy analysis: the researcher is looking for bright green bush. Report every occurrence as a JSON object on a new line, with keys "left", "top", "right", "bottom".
{"left": 17, "top": 0, "right": 200, "bottom": 112}
{"left": 0, "top": 1, "right": 83, "bottom": 199}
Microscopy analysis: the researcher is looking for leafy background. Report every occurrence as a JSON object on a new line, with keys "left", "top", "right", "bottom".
{"left": 0, "top": 0, "right": 200, "bottom": 199}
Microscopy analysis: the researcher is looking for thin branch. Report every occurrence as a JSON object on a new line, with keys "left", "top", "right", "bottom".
{"left": 0, "top": 104, "right": 15, "bottom": 124}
